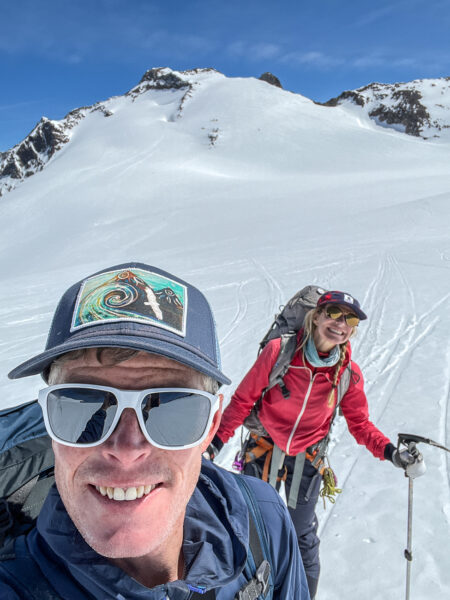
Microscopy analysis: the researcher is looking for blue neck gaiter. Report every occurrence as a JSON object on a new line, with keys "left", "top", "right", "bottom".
{"left": 304, "top": 336, "right": 340, "bottom": 368}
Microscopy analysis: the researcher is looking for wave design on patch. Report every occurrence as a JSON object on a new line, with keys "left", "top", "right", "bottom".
{"left": 71, "top": 269, "right": 186, "bottom": 336}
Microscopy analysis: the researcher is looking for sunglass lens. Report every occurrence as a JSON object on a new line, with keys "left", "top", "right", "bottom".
{"left": 46, "top": 388, "right": 117, "bottom": 444}
{"left": 345, "top": 314, "right": 360, "bottom": 327}
{"left": 326, "top": 306, "right": 342, "bottom": 320}
{"left": 141, "top": 391, "right": 211, "bottom": 447}
{"left": 326, "top": 306, "right": 359, "bottom": 327}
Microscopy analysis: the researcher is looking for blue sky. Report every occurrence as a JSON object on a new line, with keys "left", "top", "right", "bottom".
{"left": 1, "top": 0, "right": 449, "bottom": 151}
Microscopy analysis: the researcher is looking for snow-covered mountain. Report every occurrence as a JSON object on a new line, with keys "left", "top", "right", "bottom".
{"left": 323, "top": 77, "right": 450, "bottom": 139}
{"left": 1, "top": 68, "right": 450, "bottom": 197}
{"left": 1, "top": 67, "right": 449, "bottom": 599}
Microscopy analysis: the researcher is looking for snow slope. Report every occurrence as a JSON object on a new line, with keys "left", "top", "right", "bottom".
{"left": 1, "top": 68, "right": 449, "bottom": 599}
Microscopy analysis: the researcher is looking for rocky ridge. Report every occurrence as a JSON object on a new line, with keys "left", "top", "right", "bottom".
{"left": 322, "top": 77, "right": 450, "bottom": 139}
{"left": 0, "top": 68, "right": 216, "bottom": 197}
{"left": 0, "top": 103, "right": 112, "bottom": 197}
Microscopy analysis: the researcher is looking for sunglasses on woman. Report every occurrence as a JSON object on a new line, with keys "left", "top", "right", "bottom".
{"left": 38, "top": 384, "right": 221, "bottom": 450}
{"left": 325, "top": 306, "right": 360, "bottom": 327}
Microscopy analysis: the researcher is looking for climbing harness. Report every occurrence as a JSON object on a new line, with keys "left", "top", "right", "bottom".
{"left": 236, "top": 433, "right": 341, "bottom": 509}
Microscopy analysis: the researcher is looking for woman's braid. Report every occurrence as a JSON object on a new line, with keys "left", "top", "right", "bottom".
{"left": 327, "top": 341, "right": 349, "bottom": 407}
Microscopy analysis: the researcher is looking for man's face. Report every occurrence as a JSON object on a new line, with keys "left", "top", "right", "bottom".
{"left": 52, "top": 349, "right": 221, "bottom": 560}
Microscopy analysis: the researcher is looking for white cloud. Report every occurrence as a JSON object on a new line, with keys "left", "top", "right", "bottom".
{"left": 226, "top": 41, "right": 281, "bottom": 61}
{"left": 354, "top": 5, "right": 399, "bottom": 27}
{"left": 280, "top": 51, "right": 344, "bottom": 68}
{"left": 251, "top": 43, "right": 281, "bottom": 60}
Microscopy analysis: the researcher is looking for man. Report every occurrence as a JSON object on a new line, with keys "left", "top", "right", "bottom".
{"left": 0, "top": 263, "right": 310, "bottom": 599}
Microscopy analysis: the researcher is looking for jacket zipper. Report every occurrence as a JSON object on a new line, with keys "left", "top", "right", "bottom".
{"left": 285, "top": 368, "right": 315, "bottom": 455}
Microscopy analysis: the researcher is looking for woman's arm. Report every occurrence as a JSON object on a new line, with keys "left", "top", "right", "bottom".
{"left": 340, "top": 362, "right": 391, "bottom": 459}
{"left": 215, "top": 340, "right": 281, "bottom": 444}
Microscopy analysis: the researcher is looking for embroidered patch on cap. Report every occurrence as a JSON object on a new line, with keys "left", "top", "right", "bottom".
{"left": 71, "top": 268, "right": 187, "bottom": 336}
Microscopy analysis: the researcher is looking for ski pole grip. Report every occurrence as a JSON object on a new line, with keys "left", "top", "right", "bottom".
{"left": 397, "top": 433, "right": 418, "bottom": 448}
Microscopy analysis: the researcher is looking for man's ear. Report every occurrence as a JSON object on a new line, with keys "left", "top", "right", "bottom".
{"left": 200, "top": 394, "right": 223, "bottom": 452}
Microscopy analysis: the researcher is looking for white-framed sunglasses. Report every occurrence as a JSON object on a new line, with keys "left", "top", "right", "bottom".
{"left": 38, "top": 384, "right": 221, "bottom": 450}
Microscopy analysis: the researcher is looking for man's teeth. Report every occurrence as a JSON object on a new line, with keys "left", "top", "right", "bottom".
{"left": 95, "top": 484, "right": 157, "bottom": 501}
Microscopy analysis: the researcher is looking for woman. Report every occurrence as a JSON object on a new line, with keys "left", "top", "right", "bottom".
{"left": 211, "top": 290, "right": 424, "bottom": 599}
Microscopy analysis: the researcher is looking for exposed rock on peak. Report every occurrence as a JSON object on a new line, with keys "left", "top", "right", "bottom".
{"left": 0, "top": 102, "right": 109, "bottom": 197}
{"left": 127, "top": 67, "right": 221, "bottom": 97}
{"left": 2, "top": 118, "right": 68, "bottom": 178}
{"left": 137, "top": 68, "right": 192, "bottom": 90}
{"left": 259, "top": 72, "right": 283, "bottom": 88}
{"left": 322, "top": 78, "right": 450, "bottom": 139}
{"left": 323, "top": 90, "right": 365, "bottom": 108}
{"left": 0, "top": 118, "right": 70, "bottom": 196}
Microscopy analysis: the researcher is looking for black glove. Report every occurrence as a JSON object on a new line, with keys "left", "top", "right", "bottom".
{"left": 202, "top": 435, "right": 224, "bottom": 461}
{"left": 385, "top": 442, "right": 426, "bottom": 479}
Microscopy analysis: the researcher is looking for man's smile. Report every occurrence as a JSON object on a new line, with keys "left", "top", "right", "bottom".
{"left": 94, "top": 483, "right": 162, "bottom": 501}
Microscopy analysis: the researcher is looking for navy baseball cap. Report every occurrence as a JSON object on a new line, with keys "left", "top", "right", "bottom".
{"left": 317, "top": 290, "right": 367, "bottom": 321}
{"left": 8, "top": 262, "right": 231, "bottom": 386}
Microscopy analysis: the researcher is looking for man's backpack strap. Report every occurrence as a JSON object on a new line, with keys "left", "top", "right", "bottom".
{"left": 190, "top": 475, "right": 273, "bottom": 599}
{"left": 233, "top": 475, "right": 273, "bottom": 600}
{"left": 0, "top": 536, "right": 62, "bottom": 599}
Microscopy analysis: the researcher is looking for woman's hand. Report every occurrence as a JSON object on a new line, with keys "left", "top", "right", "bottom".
{"left": 391, "top": 444, "right": 426, "bottom": 479}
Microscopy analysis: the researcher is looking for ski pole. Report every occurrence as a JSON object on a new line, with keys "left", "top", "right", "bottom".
{"left": 404, "top": 447, "right": 415, "bottom": 600}
{"left": 397, "top": 434, "right": 450, "bottom": 600}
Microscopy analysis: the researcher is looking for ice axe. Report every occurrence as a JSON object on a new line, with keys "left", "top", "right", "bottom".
{"left": 397, "top": 433, "right": 450, "bottom": 600}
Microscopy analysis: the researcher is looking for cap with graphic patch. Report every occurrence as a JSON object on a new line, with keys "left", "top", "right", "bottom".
{"left": 8, "top": 262, "right": 231, "bottom": 386}
{"left": 317, "top": 290, "right": 367, "bottom": 320}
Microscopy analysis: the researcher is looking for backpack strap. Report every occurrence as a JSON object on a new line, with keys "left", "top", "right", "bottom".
{"left": 266, "top": 332, "right": 298, "bottom": 398}
{"left": 287, "top": 452, "right": 306, "bottom": 510}
{"left": 336, "top": 361, "right": 352, "bottom": 409}
{"left": 190, "top": 475, "right": 273, "bottom": 599}
{"left": 233, "top": 475, "right": 273, "bottom": 600}
{"left": 0, "top": 469, "right": 55, "bottom": 547}
{"left": 0, "top": 536, "right": 62, "bottom": 599}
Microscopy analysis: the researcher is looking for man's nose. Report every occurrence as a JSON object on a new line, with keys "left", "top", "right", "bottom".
{"left": 101, "top": 408, "right": 153, "bottom": 463}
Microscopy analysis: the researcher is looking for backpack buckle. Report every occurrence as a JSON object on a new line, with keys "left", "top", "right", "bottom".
{"left": 237, "top": 559, "right": 271, "bottom": 599}
{"left": 256, "top": 559, "right": 271, "bottom": 595}
{"left": 278, "top": 380, "right": 290, "bottom": 399}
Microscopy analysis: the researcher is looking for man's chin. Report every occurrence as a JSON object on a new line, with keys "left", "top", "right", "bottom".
{"left": 79, "top": 526, "right": 160, "bottom": 559}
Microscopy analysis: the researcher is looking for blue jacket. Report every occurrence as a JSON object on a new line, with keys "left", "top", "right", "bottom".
{"left": 0, "top": 460, "right": 309, "bottom": 599}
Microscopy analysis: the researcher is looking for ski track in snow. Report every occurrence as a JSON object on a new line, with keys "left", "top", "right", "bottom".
{"left": 219, "top": 280, "right": 249, "bottom": 346}
{"left": 251, "top": 258, "right": 285, "bottom": 318}
{"left": 319, "top": 252, "right": 450, "bottom": 536}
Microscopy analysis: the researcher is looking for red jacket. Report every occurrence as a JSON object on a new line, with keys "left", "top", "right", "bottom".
{"left": 217, "top": 336, "right": 390, "bottom": 459}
